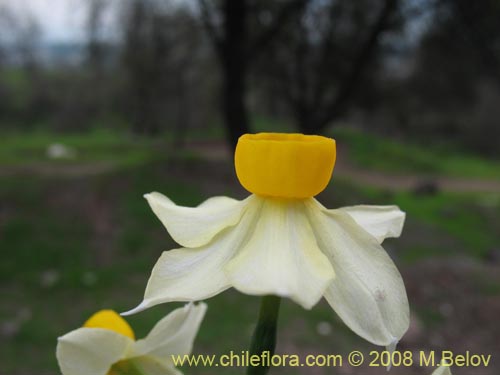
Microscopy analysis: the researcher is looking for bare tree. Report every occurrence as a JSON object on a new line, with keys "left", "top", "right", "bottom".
{"left": 0, "top": 6, "right": 8, "bottom": 69}
{"left": 405, "top": 0, "right": 500, "bottom": 155}
{"left": 121, "top": 0, "right": 165, "bottom": 135}
{"left": 121, "top": 0, "right": 204, "bottom": 137}
{"left": 11, "top": 12, "right": 42, "bottom": 73}
{"left": 262, "top": 0, "right": 400, "bottom": 134}
{"left": 86, "top": 0, "right": 109, "bottom": 72}
{"left": 447, "top": 0, "right": 500, "bottom": 88}
{"left": 198, "top": 0, "right": 307, "bottom": 149}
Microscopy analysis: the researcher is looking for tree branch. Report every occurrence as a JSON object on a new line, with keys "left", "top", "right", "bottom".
{"left": 197, "top": 0, "right": 224, "bottom": 59}
{"left": 453, "top": 0, "right": 500, "bottom": 87}
{"left": 248, "top": 0, "right": 308, "bottom": 60}
{"left": 310, "top": 2, "right": 342, "bottom": 121}
{"left": 316, "top": 0, "right": 398, "bottom": 131}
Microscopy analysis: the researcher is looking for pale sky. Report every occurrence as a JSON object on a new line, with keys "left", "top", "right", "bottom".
{"left": 0, "top": 0, "right": 118, "bottom": 43}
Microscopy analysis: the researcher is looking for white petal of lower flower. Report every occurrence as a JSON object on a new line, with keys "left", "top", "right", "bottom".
{"left": 432, "top": 362, "right": 452, "bottom": 375}
{"left": 145, "top": 192, "right": 252, "bottom": 248}
{"left": 226, "top": 197, "right": 335, "bottom": 309}
{"left": 306, "top": 199, "right": 409, "bottom": 346}
{"left": 57, "top": 328, "right": 133, "bottom": 375}
{"left": 133, "top": 303, "right": 207, "bottom": 359}
{"left": 123, "top": 201, "right": 263, "bottom": 315}
{"left": 335, "top": 205, "right": 405, "bottom": 243}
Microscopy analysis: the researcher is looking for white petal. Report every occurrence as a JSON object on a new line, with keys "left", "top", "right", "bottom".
{"left": 133, "top": 303, "right": 207, "bottom": 359}
{"left": 145, "top": 192, "right": 252, "bottom": 248}
{"left": 306, "top": 199, "right": 409, "bottom": 346}
{"left": 226, "top": 197, "right": 335, "bottom": 309}
{"left": 57, "top": 328, "right": 133, "bottom": 375}
{"left": 123, "top": 201, "right": 263, "bottom": 315}
{"left": 336, "top": 205, "right": 405, "bottom": 243}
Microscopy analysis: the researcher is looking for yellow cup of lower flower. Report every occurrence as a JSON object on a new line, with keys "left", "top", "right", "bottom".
{"left": 83, "top": 309, "right": 135, "bottom": 339}
{"left": 235, "top": 133, "right": 336, "bottom": 198}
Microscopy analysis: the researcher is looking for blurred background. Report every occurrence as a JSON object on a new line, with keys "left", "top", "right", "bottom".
{"left": 0, "top": 0, "right": 499, "bottom": 374}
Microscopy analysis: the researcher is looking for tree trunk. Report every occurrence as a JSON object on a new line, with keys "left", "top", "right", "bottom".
{"left": 222, "top": 62, "right": 250, "bottom": 150}
{"left": 221, "top": 0, "right": 250, "bottom": 151}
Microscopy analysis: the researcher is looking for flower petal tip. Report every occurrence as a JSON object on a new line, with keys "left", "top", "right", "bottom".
{"left": 143, "top": 192, "right": 154, "bottom": 200}
{"left": 120, "top": 301, "right": 150, "bottom": 316}
{"left": 385, "top": 338, "right": 398, "bottom": 371}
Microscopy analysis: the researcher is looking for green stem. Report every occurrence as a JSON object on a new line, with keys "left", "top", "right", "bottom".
{"left": 109, "top": 360, "right": 147, "bottom": 375}
{"left": 247, "top": 295, "right": 282, "bottom": 375}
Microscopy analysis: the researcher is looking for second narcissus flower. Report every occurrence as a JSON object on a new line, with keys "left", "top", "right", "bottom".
{"left": 57, "top": 303, "right": 206, "bottom": 375}
{"left": 124, "top": 133, "right": 409, "bottom": 348}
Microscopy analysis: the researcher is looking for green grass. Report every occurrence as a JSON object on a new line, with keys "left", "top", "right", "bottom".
{"left": 0, "top": 128, "right": 165, "bottom": 167}
{"left": 392, "top": 191, "right": 499, "bottom": 258}
{"left": 329, "top": 127, "right": 500, "bottom": 179}
{"left": 0, "top": 126, "right": 226, "bottom": 168}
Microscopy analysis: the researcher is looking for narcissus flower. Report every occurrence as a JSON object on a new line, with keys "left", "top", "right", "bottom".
{"left": 124, "top": 133, "right": 409, "bottom": 348}
{"left": 57, "top": 303, "right": 206, "bottom": 375}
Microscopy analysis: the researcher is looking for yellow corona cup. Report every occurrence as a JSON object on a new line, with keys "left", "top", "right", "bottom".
{"left": 83, "top": 309, "right": 135, "bottom": 340}
{"left": 234, "top": 133, "right": 336, "bottom": 198}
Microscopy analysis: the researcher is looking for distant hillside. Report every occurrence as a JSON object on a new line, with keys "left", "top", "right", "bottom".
{"left": 2, "top": 41, "right": 119, "bottom": 67}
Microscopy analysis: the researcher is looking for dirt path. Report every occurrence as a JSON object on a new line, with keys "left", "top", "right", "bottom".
{"left": 187, "top": 140, "right": 500, "bottom": 194}
{"left": 334, "top": 161, "right": 500, "bottom": 193}
{"left": 1, "top": 140, "right": 499, "bottom": 193}
{"left": 0, "top": 162, "right": 117, "bottom": 177}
